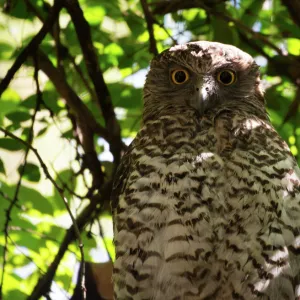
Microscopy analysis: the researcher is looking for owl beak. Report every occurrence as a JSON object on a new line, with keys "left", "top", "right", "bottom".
{"left": 192, "top": 79, "right": 209, "bottom": 114}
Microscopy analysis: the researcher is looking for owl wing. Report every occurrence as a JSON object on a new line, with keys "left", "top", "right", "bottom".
{"left": 215, "top": 110, "right": 300, "bottom": 298}
{"left": 111, "top": 141, "right": 134, "bottom": 215}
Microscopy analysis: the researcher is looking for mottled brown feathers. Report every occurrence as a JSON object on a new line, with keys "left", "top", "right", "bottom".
{"left": 112, "top": 41, "right": 300, "bottom": 299}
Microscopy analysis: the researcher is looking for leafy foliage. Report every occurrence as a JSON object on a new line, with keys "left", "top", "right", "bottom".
{"left": 0, "top": 0, "right": 299, "bottom": 299}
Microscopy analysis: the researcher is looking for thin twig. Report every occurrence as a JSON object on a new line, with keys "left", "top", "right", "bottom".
{"left": 0, "top": 128, "right": 86, "bottom": 299}
{"left": 36, "top": 50, "right": 109, "bottom": 140}
{"left": 8, "top": 226, "right": 78, "bottom": 255}
{"left": 238, "top": 31, "right": 272, "bottom": 60}
{"left": 0, "top": 190, "right": 23, "bottom": 209}
{"left": 0, "top": 0, "right": 64, "bottom": 97}
{"left": 0, "top": 54, "right": 42, "bottom": 298}
{"left": 0, "top": 159, "right": 29, "bottom": 297}
{"left": 154, "top": 20, "right": 178, "bottom": 45}
{"left": 7, "top": 235, "right": 44, "bottom": 273}
{"left": 0, "top": 54, "right": 86, "bottom": 298}
{"left": 205, "top": 7, "right": 284, "bottom": 56}
{"left": 0, "top": 141, "right": 29, "bottom": 298}
{"left": 27, "top": 185, "right": 112, "bottom": 300}
{"left": 151, "top": 0, "right": 285, "bottom": 56}
{"left": 42, "top": 30, "right": 106, "bottom": 191}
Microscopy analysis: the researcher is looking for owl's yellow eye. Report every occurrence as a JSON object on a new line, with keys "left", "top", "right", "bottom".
{"left": 217, "top": 70, "right": 236, "bottom": 85}
{"left": 171, "top": 69, "right": 189, "bottom": 84}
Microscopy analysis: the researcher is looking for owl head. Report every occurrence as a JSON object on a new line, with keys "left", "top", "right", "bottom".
{"left": 143, "top": 41, "right": 265, "bottom": 121}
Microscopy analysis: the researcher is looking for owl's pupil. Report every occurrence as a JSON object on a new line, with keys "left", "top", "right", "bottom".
{"left": 220, "top": 71, "right": 233, "bottom": 84}
{"left": 175, "top": 71, "right": 186, "bottom": 83}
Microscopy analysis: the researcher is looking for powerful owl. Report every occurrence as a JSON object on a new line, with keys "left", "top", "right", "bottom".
{"left": 111, "top": 41, "right": 300, "bottom": 299}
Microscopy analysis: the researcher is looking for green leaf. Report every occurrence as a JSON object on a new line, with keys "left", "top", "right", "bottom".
{"left": 51, "top": 169, "right": 77, "bottom": 213}
{"left": 11, "top": 216, "right": 37, "bottom": 231}
{"left": 11, "top": 254, "right": 29, "bottom": 267}
{"left": 21, "top": 95, "right": 37, "bottom": 109}
{"left": 36, "top": 126, "right": 48, "bottom": 137}
{"left": 103, "top": 236, "right": 115, "bottom": 261}
{"left": 3, "top": 0, "right": 35, "bottom": 19}
{"left": 0, "top": 158, "right": 6, "bottom": 175}
{"left": 55, "top": 273, "right": 72, "bottom": 290}
{"left": 241, "top": 0, "right": 265, "bottom": 28}
{"left": 21, "top": 89, "right": 61, "bottom": 114}
{"left": 287, "top": 38, "right": 300, "bottom": 56}
{"left": 104, "top": 43, "right": 124, "bottom": 56}
{"left": 0, "top": 41, "right": 14, "bottom": 59}
{"left": 102, "top": 161, "right": 113, "bottom": 178}
{"left": 4, "top": 279, "right": 28, "bottom": 298}
{"left": 0, "top": 88, "right": 20, "bottom": 124}
{"left": 18, "top": 163, "right": 41, "bottom": 182}
{"left": 61, "top": 128, "right": 73, "bottom": 139}
{"left": 6, "top": 111, "right": 32, "bottom": 123}
{"left": 211, "top": 12, "right": 238, "bottom": 45}
{"left": 182, "top": 9, "right": 208, "bottom": 36}
{"left": 109, "top": 83, "right": 142, "bottom": 109}
{"left": 19, "top": 186, "right": 54, "bottom": 215}
{"left": 13, "top": 231, "right": 45, "bottom": 253}
{"left": 42, "top": 86, "right": 62, "bottom": 114}
{"left": 0, "top": 138, "right": 25, "bottom": 151}
{"left": 83, "top": 5, "right": 106, "bottom": 25}
{"left": 125, "top": 11, "right": 145, "bottom": 38}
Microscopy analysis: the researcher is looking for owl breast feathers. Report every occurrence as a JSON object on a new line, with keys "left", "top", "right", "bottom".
{"left": 111, "top": 41, "right": 300, "bottom": 300}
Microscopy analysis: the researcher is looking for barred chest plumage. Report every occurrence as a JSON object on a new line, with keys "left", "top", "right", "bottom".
{"left": 112, "top": 108, "right": 300, "bottom": 300}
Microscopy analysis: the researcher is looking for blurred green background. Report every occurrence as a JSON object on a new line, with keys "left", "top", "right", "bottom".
{"left": 0, "top": 0, "right": 299, "bottom": 299}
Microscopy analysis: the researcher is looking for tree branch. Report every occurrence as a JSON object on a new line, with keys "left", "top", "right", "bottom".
{"left": 140, "top": 0, "right": 158, "bottom": 56}
{"left": 0, "top": 190, "right": 23, "bottom": 209}
{"left": 0, "top": 127, "right": 86, "bottom": 300}
{"left": 0, "top": 0, "right": 64, "bottom": 97}
{"left": 24, "top": 0, "right": 98, "bottom": 103}
{"left": 204, "top": 6, "right": 284, "bottom": 56}
{"left": 152, "top": 0, "right": 284, "bottom": 56}
{"left": 151, "top": 0, "right": 225, "bottom": 15}
{"left": 36, "top": 51, "right": 105, "bottom": 189}
{"left": 0, "top": 54, "right": 42, "bottom": 298}
{"left": 64, "top": 0, "right": 122, "bottom": 167}
{"left": 27, "top": 183, "right": 112, "bottom": 300}
{"left": 36, "top": 51, "right": 108, "bottom": 140}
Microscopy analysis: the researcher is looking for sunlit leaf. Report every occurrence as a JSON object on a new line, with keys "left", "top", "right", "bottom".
{"left": 83, "top": 5, "right": 106, "bottom": 25}
{"left": 19, "top": 186, "right": 54, "bottom": 215}
{"left": 287, "top": 38, "right": 300, "bottom": 56}
{"left": 101, "top": 16, "right": 131, "bottom": 39}
{"left": 0, "top": 89, "right": 20, "bottom": 123}
{"left": 0, "top": 41, "right": 14, "bottom": 59}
